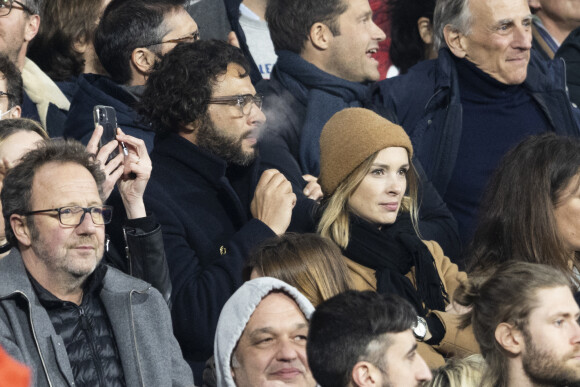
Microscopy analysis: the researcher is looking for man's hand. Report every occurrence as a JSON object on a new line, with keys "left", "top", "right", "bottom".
{"left": 251, "top": 169, "right": 296, "bottom": 235}
{"left": 302, "top": 174, "right": 323, "bottom": 202}
{"left": 115, "top": 129, "right": 151, "bottom": 219}
{"left": 87, "top": 126, "right": 151, "bottom": 219}
{"left": 87, "top": 125, "right": 124, "bottom": 200}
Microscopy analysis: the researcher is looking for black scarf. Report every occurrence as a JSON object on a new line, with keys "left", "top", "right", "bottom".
{"left": 344, "top": 213, "right": 448, "bottom": 315}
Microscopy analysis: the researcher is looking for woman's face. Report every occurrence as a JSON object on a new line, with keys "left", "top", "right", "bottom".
{"left": 347, "top": 147, "right": 409, "bottom": 227}
{"left": 554, "top": 173, "right": 580, "bottom": 253}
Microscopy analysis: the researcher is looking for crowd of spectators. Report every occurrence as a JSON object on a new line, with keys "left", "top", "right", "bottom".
{"left": 1, "top": 0, "right": 580, "bottom": 386}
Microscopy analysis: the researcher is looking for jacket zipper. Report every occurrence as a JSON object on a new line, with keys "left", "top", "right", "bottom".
{"left": 78, "top": 306, "right": 106, "bottom": 386}
{"left": 1, "top": 291, "right": 54, "bottom": 387}
{"left": 122, "top": 227, "right": 132, "bottom": 275}
{"left": 129, "top": 290, "right": 145, "bottom": 386}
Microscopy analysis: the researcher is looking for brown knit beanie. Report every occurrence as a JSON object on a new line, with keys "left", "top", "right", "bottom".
{"left": 319, "top": 108, "right": 413, "bottom": 196}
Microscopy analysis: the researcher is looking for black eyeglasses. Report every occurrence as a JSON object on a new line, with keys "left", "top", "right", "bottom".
{"left": 207, "top": 94, "right": 264, "bottom": 116}
{"left": 23, "top": 206, "right": 113, "bottom": 227}
{"left": 144, "top": 30, "right": 200, "bottom": 47}
{"left": 0, "top": 0, "right": 33, "bottom": 17}
{"left": 0, "top": 91, "right": 14, "bottom": 99}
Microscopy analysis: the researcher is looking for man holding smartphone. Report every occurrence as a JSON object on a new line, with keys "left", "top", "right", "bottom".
{"left": 137, "top": 39, "right": 296, "bottom": 381}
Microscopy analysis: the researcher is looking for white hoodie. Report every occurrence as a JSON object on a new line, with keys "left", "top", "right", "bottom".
{"left": 214, "top": 277, "right": 315, "bottom": 387}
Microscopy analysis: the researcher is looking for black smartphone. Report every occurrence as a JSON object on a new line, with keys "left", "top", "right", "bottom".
{"left": 93, "top": 105, "right": 119, "bottom": 160}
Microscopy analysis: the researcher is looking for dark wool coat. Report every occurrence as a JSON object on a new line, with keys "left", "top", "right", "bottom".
{"left": 372, "top": 48, "right": 580, "bottom": 196}
{"left": 143, "top": 133, "right": 275, "bottom": 380}
{"left": 63, "top": 74, "right": 155, "bottom": 151}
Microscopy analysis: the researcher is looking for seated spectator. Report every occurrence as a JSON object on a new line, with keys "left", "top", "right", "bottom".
{"left": 372, "top": 0, "right": 580, "bottom": 247}
{"left": 426, "top": 355, "right": 486, "bottom": 387}
{"left": 214, "top": 277, "right": 316, "bottom": 387}
{"left": 529, "top": 0, "right": 580, "bottom": 60}
{"left": 260, "top": 0, "right": 460, "bottom": 258}
{"left": 317, "top": 108, "right": 478, "bottom": 368}
{"left": 557, "top": 26, "right": 580, "bottom": 106}
{"left": 0, "top": 118, "right": 48, "bottom": 259}
{"left": 28, "top": 0, "right": 111, "bottom": 102}
{"left": 0, "top": 117, "right": 171, "bottom": 302}
{"left": 455, "top": 261, "right": 580, "bottom": 386}
{"left": 0, "top": 54, "right": 23, "bottom": 120}
{"left": 468, "top": 134, "right": 580, "bottom": 282}
{"left": 136, "top": 39, "right": 296, "bottom": 380}
{"left": 225, "top": 0, "right": 277, "bottom": 82}
{"left": 0, "top": 0, "right": 71, "bottom": 134}
{"left": 0, "top": 140, "right": 193, "bottom": 385}
{"left": 308, "top": 290, "right": 432, "bottom": 387}
{"left": 244, "top": 233, "right": 352, "bottom": 306}
{"left": 64, "top": 0, "right": 198, "bottom": 150}
{"left": 387, "top": 0, "right": 437, "bottom": 75}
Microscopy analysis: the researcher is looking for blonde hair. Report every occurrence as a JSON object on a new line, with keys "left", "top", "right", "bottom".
{"left": 317, "top": 150, "right": 420, "bottom": 248}
{"left": 427, "top": 355, "right": 487, "bottom": 387}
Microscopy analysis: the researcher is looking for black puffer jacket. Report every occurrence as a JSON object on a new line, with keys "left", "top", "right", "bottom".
{"left": 31, "top": 265, "right": 126, "bottom": 387}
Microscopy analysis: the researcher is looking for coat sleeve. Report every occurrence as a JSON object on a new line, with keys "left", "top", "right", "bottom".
{"left": 414, "top": 160, "right": 461, "bottom": 263}
{"left": 144, "top": 191, "right": 276, "bottom": 364}
{"left": 424, "top": 240, "right": 480, "bottom": 357}
{"left": 123, "top": 215, "right": 173, "bottom": 308}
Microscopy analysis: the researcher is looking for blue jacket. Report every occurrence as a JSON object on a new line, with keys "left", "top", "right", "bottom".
{"left": 372, "top": 48, "right": 580, "bottom": 196}
{"left": 63, "top": 74, "right": 154, "bottom": 151}
{"left": 143, "top": 133, "right": 275, "bottom": 380}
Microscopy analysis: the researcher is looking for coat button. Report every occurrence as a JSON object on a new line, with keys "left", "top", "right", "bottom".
{"left": 220, "top": 246, "right": 227, "bottom": 255}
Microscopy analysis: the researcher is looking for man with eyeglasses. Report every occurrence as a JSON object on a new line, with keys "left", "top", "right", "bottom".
{"left": 0, "top": 0, "right": 70, "bottom": 133}
{"left": 0, "top": 140, "right": 194, "bottom": 386}
{"left": 64, "top": 0, "right": 198, "bottom": 152}
{"left": 135, "top": 39, "right": 296, "bottom": 381}
{"left": 0, "top": 53, "right": 22, "bottom": 119}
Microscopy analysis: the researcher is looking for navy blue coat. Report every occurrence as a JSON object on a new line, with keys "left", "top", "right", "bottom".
{"left": 63, "top": 74, "right": 154, "bottom": 151}
{"left": 143, "top": 133, "right": 275, "bottom": 379}
{"left": 372, "top": 48, "right": 580, "bottom": 196}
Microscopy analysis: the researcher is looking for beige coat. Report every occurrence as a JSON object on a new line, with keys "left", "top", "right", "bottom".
{"left": 344, "top": 239, "right": 480, "bottom": 369}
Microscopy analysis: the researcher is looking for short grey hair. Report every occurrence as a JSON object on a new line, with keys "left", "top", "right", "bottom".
{"left": 433, "top": 0, "right": 472, "bottom": 50}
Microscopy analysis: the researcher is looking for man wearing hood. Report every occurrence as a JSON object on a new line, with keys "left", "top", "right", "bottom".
{"left": 214, "top": 277, "right": 317, "bottom": 387}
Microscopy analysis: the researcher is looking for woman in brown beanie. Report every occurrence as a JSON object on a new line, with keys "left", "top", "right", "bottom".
{"left": 317, "top": 107, "right": 479, "bottom": 368}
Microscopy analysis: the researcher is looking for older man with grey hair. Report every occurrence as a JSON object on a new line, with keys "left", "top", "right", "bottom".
{"left": 372, "top": 0, "right": 580, "bottom": 249}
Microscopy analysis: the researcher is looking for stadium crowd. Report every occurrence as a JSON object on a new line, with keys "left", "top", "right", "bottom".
{"left": 1, "top": 0, "right": 580, "bottom": 386}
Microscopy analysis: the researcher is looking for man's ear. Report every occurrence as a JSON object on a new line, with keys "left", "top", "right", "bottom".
{"left": 417, "top": 17, "right": 434, "bottom": 45}
{"left": 130, "top": 47, "right": 158, "bottom": 79}
{"left": 351, "top": 361, "right": 380, "bottom": 386}
{"left": 308, "top": 22, "right": 335, "bottom": 51}
{"left": 73, "top": 37, "right": 89, "bottom": 54}
{"left": 9, "top": 105, "right": 21, "bottom": 119}
{"left": 24, "top": 14, "right": 40, "bottom": 42}
{"left": 444, "top": 25, "right": 467, "bottom": 58}
{"left": 10, "top": 214, "right": 32, "bottom": 247}
{"left": 495, "top": 322, "right": 524, "bottom": 355}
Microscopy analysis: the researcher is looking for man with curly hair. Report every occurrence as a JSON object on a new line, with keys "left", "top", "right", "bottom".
{"left": 137, "top": 39, "right": 297, "bottom": 381}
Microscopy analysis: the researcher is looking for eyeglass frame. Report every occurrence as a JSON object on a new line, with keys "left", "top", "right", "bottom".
{"left": 206, "top": 94, "right": 264, "bottom": 116}
{"left": 143, "top": 30, "right": 200, "bottom": 48}
{"left": 22, "top": 205, "right": 114, "bottom": 227}
{"left": 0, "top": 0, "right": 33, "bottom": 17}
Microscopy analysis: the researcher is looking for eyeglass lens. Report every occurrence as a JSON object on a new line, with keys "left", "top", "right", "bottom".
{"left": 59, "top": 206, "right": 113, "bottom": 226}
